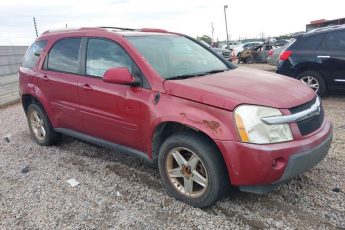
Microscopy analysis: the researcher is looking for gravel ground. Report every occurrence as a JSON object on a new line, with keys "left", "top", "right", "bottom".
{"left": 1, "top": 76, "right": 345, "bottom": 229}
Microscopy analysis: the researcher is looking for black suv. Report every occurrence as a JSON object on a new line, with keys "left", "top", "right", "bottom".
{"left": 276, "top": 25, "right": 345, "bottom": 96}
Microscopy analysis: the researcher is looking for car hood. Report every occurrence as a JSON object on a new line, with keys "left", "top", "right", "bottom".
{"left": 163, "top": 68, "right": 315, "bottom": 111}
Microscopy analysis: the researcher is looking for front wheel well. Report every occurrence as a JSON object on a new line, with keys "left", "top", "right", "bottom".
{"left": 151, "top": 122, "right": 225, "bottom": 167}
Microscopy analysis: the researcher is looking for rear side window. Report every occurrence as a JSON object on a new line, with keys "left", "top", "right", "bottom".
{"left": 22, "top": 40, "right": 47, "bottom": 68}
{"left": 47, "top": 38, "right": 81, "bottom": 74}
{"left": 297, "top": 34, "right": 326, "bottom": 50}
{"left": 86, "top": 38, "right": 133, "bottom": 77}
{"left": 324, "top": 30, "right": 345, "bottom": 50}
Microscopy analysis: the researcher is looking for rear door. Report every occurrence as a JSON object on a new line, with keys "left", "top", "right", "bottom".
{"left": 39, "top": 38, "right": 83, "bottom": 131}
{"left": 318, "top": 30, "right": 345, "bottom": 87}
{"left": 77, "top": 37, "right": 144, "bottom": 151}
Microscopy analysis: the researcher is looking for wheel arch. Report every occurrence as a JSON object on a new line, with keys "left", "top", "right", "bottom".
{"left": 21, "top": 91, "right": 56, "bottom": 127}
{"left": 151, "top": 121, "right": 231, "bottom": 182}
{"left": 293, "top": 62, "right": 330, "bottom": 85}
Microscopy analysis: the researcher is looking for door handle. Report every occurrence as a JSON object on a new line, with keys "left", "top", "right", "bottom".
{"left": 317, "top": 56, "right": 330, "bottom": 59}
{"left": 79, "top": 83, "right": 92, "bottom": 91}
{"left": 42, "top": 76, "right": 49, "bottom": 81}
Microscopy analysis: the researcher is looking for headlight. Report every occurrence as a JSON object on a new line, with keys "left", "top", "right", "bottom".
{"left": 234, "top": 105, "right": 293, "bottom": 144}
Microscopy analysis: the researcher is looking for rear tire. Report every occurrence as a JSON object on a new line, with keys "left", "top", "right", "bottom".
{"left": 158, "top": 132, "right": 229, "bottom": 208}
{"left": 27, "top": 104, "right": 59, "bottom": 146}
{"left": 297, "top": 71, "right": 326, "bottom": 96}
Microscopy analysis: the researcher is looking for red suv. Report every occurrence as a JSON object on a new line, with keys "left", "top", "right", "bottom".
{"left": 19, "top": 27, "right": 333, "bottom": 207}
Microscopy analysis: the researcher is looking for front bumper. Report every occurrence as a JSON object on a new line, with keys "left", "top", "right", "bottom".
{"left": 239, "top": 132, "right": 332, "bottom": 193}
{"left": 215, "top": 119, "right": 332, "bottom": 193}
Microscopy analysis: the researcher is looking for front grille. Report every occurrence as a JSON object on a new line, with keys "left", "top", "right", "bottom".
{"left": 289, "top": 97, "right": 324, "bottom": 136}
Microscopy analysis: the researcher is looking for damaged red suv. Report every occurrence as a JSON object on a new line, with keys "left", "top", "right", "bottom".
{"left": 19, "top": 27, "right": 332, "bottom": 207}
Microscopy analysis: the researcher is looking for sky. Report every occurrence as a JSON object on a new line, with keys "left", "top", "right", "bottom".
{"left": 0, "top": 0, "right": 344, "bottom": 45}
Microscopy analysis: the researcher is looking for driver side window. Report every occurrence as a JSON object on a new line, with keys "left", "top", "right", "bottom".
{"left": 86, "top": 38, "right": 133, "bottom": 78}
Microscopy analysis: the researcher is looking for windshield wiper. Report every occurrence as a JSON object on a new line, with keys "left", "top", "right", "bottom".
{"left": 167, "top": 74, "right": 200, "bottom": 80}
{"left": 167, "top": 69, "right": 229, "bottom": 80}
{"left": 203, "top": 69, "right": 228, "bottom": 74}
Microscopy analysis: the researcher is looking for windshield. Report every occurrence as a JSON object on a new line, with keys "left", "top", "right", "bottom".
{"left": 127, "top": 35, "right": 228, "bottom": 79}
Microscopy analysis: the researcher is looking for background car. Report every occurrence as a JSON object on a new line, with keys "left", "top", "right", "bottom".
{"left": 238, "top": 44, "right": 276, "bottom": 64}
{"left": 272, "top": 39, "right": 290, "bottom": 47}
{"left": 199, "top": 40, "right": 232, "bottom": 61}
{"left": 276, "top": 25, "right": 345, "bottom": 96}
{"left": 267, "top": 41, "right": 294, "bottom": 66}
{"left": 221, "top": 42, "right": 242, "bottom": 50}
{"left": 233, "top": 41, "right": 264, "bottom": 57}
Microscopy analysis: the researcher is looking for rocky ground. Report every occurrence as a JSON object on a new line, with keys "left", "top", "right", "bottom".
{"left": 0, "top": 65, "right": 344, "bottom": 229}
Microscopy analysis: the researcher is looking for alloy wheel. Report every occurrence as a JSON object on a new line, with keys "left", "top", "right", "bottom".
{"left": 29, "top": 110, "right": 46, "bottom": 141}
{"left": 165, "top": 147, "right": 208, "bottom": 198}
{"left": 300, "top": 76, "right": 319, "bottom": 92}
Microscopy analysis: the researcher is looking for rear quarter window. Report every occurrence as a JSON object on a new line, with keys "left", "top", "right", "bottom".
{"left": 324, "top": 30, "right": 345, "bottom": 50}
{"left": 22, "top": 40, "right": 47, "bottom": 69}
{"left": 294, "top": 33, "right": 327, "bottom": 51}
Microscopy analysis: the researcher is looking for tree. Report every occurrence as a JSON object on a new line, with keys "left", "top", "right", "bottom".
{"left": 196, "top": 35, "right": 212, "bottom": 45}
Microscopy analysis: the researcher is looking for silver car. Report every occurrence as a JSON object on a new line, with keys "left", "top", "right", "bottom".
{"left": 267, "top": 40, "right": 294, "bottom": 66}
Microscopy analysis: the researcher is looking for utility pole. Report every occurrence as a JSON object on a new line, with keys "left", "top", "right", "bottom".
{"left": 33, "top": 17, "right": 38, "bottom": 37}
{"left": 224, "top": 5, "right": 229, "bottom": 49}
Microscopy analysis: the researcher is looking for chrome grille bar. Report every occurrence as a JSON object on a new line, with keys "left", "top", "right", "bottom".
{"left": 261, "top": 97, "right": 321, "bottom": 125}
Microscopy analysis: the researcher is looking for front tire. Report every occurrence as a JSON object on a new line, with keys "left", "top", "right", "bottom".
{"left": 158, "top": 132, "right": 229, "bottom": 208}
{"left": 27, "top": 104, "right": 59, "bottom": 146}
{"left": 297, "top": 70, "right": 326, "bottom": 96}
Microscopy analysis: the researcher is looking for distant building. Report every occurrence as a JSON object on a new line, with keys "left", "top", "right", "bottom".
{"left": 306, "top": 17, "right": 345, "bottom": 31}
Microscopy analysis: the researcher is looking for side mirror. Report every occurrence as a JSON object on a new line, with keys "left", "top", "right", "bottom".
{"left": 103, "top": 67, "right": 140, "bottom": 86}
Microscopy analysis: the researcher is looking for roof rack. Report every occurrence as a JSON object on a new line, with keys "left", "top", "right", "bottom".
{"left": 100, "top": 26, "right": 138, "bottom": 31}
{"left": 41, "top": 26, "right": 170, "bottom": 36}
{"left": 307, "top": 24, "right": 345, "bottom": 34}
{"left": 140, "top": 28, "right": 168, "bottom": 33}
{"left": 101, "top": 27, "right": 168, "bottom": 33}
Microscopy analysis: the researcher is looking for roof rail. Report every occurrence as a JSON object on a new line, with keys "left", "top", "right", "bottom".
{"left": 140, "top": 28, "right": 168, "bottom": 33}
{"left": 41, "top": 27, "right": 106, "bottom": 35}
{"left": 100, "top": 26, "right": 138, "bottom": 31}
{"left": 101, "top": 27, "right": 169, "bottom": 33}
{"left": 40, "top": 26, "right": 171, "bottom": 36}
{"left": 307, "top": 24, "right": 345, "bottom": 34}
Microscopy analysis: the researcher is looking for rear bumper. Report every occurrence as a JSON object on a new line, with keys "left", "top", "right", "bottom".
{"left": 276, "top": 60, "right": 295, "bottom": 77}
{"left": 267, "top": 57, "right": 278, "bottom": 66}
{"left": 215, "top": 119, "right": 332, "bottom": 193}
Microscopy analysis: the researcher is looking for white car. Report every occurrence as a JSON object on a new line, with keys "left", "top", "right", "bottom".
{"left": 221, "top": 42, "right": 242, "bottom": 50}
{"left": 233, "top": 41, "right": 263, "bottom": 57}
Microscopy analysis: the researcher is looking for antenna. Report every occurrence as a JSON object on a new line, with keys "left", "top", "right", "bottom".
{"left": 33, "top": 17, "right": 38, "bottom": 37}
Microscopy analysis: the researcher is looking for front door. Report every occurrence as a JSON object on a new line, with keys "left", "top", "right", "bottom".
{"left": 78, "top": 38, "right": 144, "bottom": 151}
